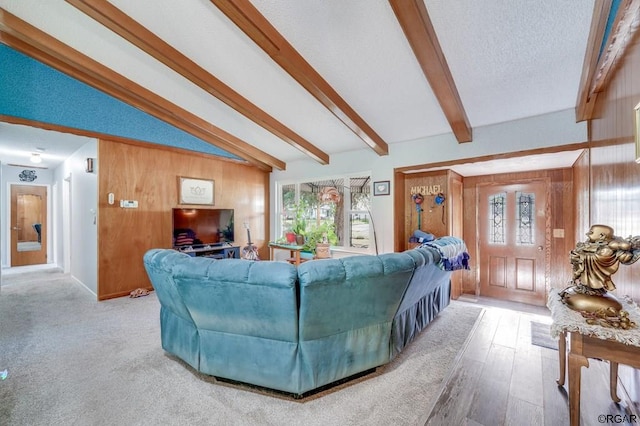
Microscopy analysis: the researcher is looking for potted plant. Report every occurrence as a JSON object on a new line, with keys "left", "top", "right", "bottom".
{"left": 291, "top": 201, "right": 308, "bottom": 245}
{"left": 303, "top": 222, "right": 338, "bottom": 257}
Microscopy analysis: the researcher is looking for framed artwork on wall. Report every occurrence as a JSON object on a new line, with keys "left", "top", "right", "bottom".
{"left": 178, "top": 177, "right": 215, "bottom": 205}
{"left": 373, "top": 180, "right": 390, "bottom": 196}
{"left": 635, "top": 102, "right": 640, "bottom": 164}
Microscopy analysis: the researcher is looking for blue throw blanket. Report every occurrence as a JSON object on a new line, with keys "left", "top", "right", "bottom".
{"left": 419, "top": 236, "right": 470, "bottom": 271}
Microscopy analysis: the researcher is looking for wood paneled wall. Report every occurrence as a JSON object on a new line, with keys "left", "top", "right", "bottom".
{"left": 587, "top": 33, "right": 640, "bottom": 302}
{"left": 97, "top": 140, "right": 269, "bottom": 300}
{"left": 401, "top": 171, "right": 450, "bottom": 243}
{"left": 572, "top": 149, "right": 590, "bottom": 242}
{"left": 462, "top": 169, "right": 575, "bottom": 296}
{"left": 582, "top": 32, "right": 640, "bottom": 404}
{"left": 396, "top": 170, "right": 464, "bottom": 299}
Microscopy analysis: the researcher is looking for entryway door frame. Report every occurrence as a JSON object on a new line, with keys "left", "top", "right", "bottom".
{"left": 7, "top": 182, "right": 52, "bottom": 267}
{"left": 475, "top": 177, "right": 551, "bottom": 306}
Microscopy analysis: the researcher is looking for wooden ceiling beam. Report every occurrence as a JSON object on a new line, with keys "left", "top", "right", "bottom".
{"left": 210, "top": 0, "right": 389, "bottom": 156}
{"left": 66, "top": 0, "right": 329, "bottom": 165}
{"left": 389, "top": 0, "right": 472, "bottom": 143}
{"left": 576, "top": 0, "right": 640, "bottom": 122}
{"left": 0, "top": 9, "right": 283, "bottom": 171}
{"left": 575, "top": 0, "right": 614, "bottom": 122}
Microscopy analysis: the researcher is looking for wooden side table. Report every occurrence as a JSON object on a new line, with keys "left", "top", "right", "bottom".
{"left": 268, "top": 242, "right": 304, "bottom": 265}
{"left": 548, "top": 289, "right": 640, "bottom": 426}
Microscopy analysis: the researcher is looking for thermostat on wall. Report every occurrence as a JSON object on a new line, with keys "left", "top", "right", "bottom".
{"left": 120, "top": 200, "right": 138, "bottom": 208}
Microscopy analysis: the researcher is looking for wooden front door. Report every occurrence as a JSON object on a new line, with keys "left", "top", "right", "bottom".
{"left": 478, "top": 181, "right": 548, "bottom": 306}
{"left": 10, "top": 184, "right": 48, "bottom": 267}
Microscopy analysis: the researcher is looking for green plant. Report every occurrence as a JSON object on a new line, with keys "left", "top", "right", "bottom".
{"left": 303, "top": 222, "right": 338, "bottom": 253}
{"left": 291, "top": 201, "right": 308, "bottom": 236}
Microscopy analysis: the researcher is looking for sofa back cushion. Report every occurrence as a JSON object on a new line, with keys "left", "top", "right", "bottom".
{"left": 296, "top": 253, "right": 416, "bottom": 340}
{"left": 170, "top": 256, "right": 299, "bottom": 342}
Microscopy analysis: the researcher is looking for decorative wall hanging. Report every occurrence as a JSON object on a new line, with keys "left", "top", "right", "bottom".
{"left": 178, "top": 177, "right": 215, "bottom": 205}
{"left": 19, "top": 170, "right": 37, "bottom": 182}
{"left": 373, "top": 181, "right": 390, "bottom": 196}
{"left": 412, "top": 193, "right": 424, "bottom": 229}
{"left": 410, "top": 184, "right": 442, "bottom": 196}
{"left": 432, "top": 192, "right": 446, "bottom": 225}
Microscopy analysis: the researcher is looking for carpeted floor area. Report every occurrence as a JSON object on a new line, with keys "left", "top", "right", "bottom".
{"left": 0, "top": 270, "right": 482, "bottom": 426}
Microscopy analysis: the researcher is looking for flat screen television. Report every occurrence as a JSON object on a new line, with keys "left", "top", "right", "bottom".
{"left": 172, "top": 208, "right": 234, "bottom": 247}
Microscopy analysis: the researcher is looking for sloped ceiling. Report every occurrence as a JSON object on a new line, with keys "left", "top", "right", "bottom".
{"left": 0, "top": 0, "right": 600, "bottom": 171}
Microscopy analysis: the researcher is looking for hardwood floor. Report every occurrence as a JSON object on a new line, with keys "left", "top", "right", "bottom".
{"left": 426, "top": 296, "right": 638, "bottom": 426}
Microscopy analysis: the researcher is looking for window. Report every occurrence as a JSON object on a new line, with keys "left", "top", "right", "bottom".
{"left": 516, "top": 191, "right": 535, "bottom": 245}
{"left": 488, "top": 192, "right": 506, "bottom": 245}
{"left": 277, "top": 175, "right": 373, "bottom": 251}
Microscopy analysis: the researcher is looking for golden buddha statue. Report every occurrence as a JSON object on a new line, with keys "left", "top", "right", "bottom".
{"left": 562, "top": 225, "right": 640, "bottom": 314}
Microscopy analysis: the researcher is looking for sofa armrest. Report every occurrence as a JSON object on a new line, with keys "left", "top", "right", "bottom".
{"left": 143, "top": 249, "right": 195, "bottom": 324}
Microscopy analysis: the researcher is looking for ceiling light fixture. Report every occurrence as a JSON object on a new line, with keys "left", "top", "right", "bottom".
{"left": 30, "top": 153, "right": 42, "bottom": 164}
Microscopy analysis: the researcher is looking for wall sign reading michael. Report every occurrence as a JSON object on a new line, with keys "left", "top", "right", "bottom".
{"left": 410, "top": 185, "right": 442, "bottom": 196}
{"left": 178, "top": 177, "right": 215, "bottom": 205}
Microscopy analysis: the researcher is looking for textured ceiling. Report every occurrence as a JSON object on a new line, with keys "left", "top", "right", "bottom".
{"left": 0, "top": 0, "right": 596, "bottom": 171}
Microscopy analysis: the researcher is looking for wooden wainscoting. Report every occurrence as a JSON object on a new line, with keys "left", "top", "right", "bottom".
{"left": 97, "top": 139, "right": 269, "bottom": 300}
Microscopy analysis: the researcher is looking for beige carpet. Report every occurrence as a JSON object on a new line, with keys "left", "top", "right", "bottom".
{"left": 0, "top": 269, "right": 482, "bottom": 426}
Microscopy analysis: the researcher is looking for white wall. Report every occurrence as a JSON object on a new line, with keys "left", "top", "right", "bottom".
{"left": 0, "top": 140, "right": 98, "bottom": 296}
{"left": 53, "top": 141, "right": 98, "bottom": 295}
{"left": 270, "top": 109, "right": 588, "bottom": 254}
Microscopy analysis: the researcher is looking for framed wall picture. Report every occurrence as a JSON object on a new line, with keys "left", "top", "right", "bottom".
{"left": 635, "top": 102, "right": 640, "bottom": 163}
{"left": 178, "top": 177, "right": 215, "bottom": 205}
{"left": 373, "top": 180, "right": 390, "bottom": 196}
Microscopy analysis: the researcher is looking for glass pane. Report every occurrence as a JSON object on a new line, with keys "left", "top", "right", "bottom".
{"left": 488, "top": 192, "right": 506, "bottom": 245}
{"left": 516, "top": 191, "right": 535, "bottom": 245}
{"left": 349, "top": 213, "right": 370, "bottom": 248}
{"left": 17, "top": 193, "right": 43, "bottom": 252}
{"left": 348, "top": 176, "right": 371, "bottom": 249}
{"left": 281, "top": 184, "right": 296, "bottom": 236}
{"left": 300, "top": 178, "right": 344, "bottom": 245}
{"left": 301, "top": 178, "right": 343, "bottom": 225}
{"left": 278, "top": 175, "right": 373, "bottom": 251}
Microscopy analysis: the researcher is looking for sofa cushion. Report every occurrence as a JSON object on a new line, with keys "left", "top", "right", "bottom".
{"left": 171, "top": 257, "right": 299, "bottom": 342}
{"left": 297, "top": 253, "right": 415, "bottom": 340}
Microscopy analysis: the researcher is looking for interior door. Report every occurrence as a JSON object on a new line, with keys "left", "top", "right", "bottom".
{"left": 478, "top": 181, "right": 547, "bottom": 306}
{"left": 10, "top": 184, "right": 48, "bottom": 267}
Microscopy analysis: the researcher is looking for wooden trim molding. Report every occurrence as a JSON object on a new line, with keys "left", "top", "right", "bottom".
{"left": 210, "top": 0, "right": 390, "bottom": 156}
{"left": 389, "top": 0, "right": 472, "bottom": 143}
{"left": 0, "top": 115, "right": 253, "bottom": 166}
{"left": 575, "top": 0, "right": 613, "bottom": 122}
{"left": 65, "top": 0, "right": 330, "bottom": 166}
{"left": 394, "top": 142, "right": 590, "bottom": 174}
{"left": 0, "top": 8, "right": 283, "bottom": 171}
{"left": 576, "top": 0, "right": 640, "bottom": 122}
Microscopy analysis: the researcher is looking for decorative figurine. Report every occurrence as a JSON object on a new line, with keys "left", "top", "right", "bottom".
{"left": 561, "top": 225, "right": 640, "bottom": 320}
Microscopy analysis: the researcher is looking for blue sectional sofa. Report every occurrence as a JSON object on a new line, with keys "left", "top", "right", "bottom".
{"left": 143, "top": 246, "right": 454, "bottom": 397}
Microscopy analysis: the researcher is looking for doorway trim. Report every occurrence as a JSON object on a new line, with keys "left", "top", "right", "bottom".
{"left": 6, "top": 181, "right": 52, "bottom": 267}
{"left": 474, "top": 177, "right": 552, "bottom": 305}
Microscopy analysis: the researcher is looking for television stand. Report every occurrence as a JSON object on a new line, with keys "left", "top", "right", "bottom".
{"left": 174, "top": 243, "right": 240, "bottom": 259}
